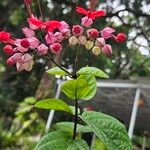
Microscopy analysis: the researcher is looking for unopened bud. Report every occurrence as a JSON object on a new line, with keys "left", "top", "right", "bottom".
{"left": 95, "top": 38, "right": 105, "bottom": 47}
{"left": 78, "top": 36, "right": 87, "bottom": 45}
{"left": 85, "top": 41, "right": 94, "bottom": 50}
{"left": 92, "top": 46, "right": 101, "bottom": 56}
{"left": 69, "top": 36, "right": 78, "bottom": 46}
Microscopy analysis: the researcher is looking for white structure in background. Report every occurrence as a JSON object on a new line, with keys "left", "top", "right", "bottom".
{"left": 45, "top": 78, "right": 150, "bottom": 140}
{"left": 45, "top": 79, "right": 62, "bottom": 133}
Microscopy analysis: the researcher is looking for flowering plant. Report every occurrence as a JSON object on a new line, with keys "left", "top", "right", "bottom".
{"left": 0, "top": 0, "right": 131, "bottom": 149}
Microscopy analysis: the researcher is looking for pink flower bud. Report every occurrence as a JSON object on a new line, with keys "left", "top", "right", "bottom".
{"left": 100, "top": 27, "right": 116, "bottom": 39}
{"left": 38, "top": 44, "right": 48, "bottom": 55}
{"left": 45, "top": 32, "right": 57, "bottom": 45}
{"left": 22, "top": 27, "right": 35, "bottom": 38}
{"left": 3, "top": 45, "right": 14, "bottom": 55}
{"left": 87, "top": 28, "right": 99, "bottom": 38}
{"left": 54, "top": 32, "right": 64, "bottom": 42}
{"left": 50, "top": 43, "right": 62, "bottom": 54}
{"left": 95, "top": 38, "right": 105, "bottom": 47}
{"left": 14, "top": 39, "right": 28, "bottom": 52}
{"left": 59, "top": 21, "right": 69, "bottom": 31}
{"left": 69, "top": 36, "right": 78, "bottom": 46}
{"left": 61, "top": 29, "right": 71, "bottom": 39}
{"left": 22, "top": 53, "right": 33, "bottom": 63}
{"left": 16, "top": 59, "right": 34, "bottom": 72}
{"left": 78, "top": 36, "right": 87, "bottom": 45}
{"left": 72, "top": 25, "right": 84, "bottom": 36}
{"left": 7, "top": 53, "right": 23, "bottom": 65}
{"left": 115, "top": 33, "right": 126, "bottom": 43}
{"left": 81, "top": 16, "right": 93, "bottom": 27}
{"left": 16, "top": 53, "right": 34, "bottom": 71}
{"left": 102, "top": 44, "right": 112, "bottom": 55}
{"left": 27, "top": 37, "right": 40, "bottom": 49}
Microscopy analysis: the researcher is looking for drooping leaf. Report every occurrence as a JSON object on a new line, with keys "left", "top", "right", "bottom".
{"left": 54, "top": 122, "right": 93, "bottom": 134}
{"left": 34, "top": 99, "right": 72, "bottom": 114}
{"left": 78, "top": 75, "right": 97, "bottom": 100}
{"left": 61, "top": 79, "right": 90, "bottom": 100}
{"left": 35, "top": 130, "right": 89, "bottom": 150}
{"left": 80, "top": 111, "right": 132, "bottom": 150}
{"left": 77, "top": 67, "right": 109, "bottom": 78}
{"left": 46, "top": 67, "right": 67, "bottom": 76}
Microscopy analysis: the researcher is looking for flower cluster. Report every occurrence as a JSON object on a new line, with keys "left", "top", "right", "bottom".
{"left": 0, "top": 4, "right": 126, "bottom": 72}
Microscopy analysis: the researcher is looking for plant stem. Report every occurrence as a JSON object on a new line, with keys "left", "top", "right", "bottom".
{"left": 37, "top": 0, "right": 44, "bottom": 20}
{"left": 73, "top": 93, "right": 78, "bottom": 139}
{"left": 44, "top": 55, "right": 73, "bottom": 77}
{"left": 72, "top": 46, "right": 81, "bottom": 139}
{"left": 51, "top": 59, "right": 73, "bottom": 77}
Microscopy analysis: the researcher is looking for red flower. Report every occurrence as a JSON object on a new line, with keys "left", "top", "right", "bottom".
{"left": 76, "top": 6, "right": 106, "bottom": 20}
{"left": 21, "top": 39, "right": 30, "bottom": 48}
{"left": 0, "top": 31, "right": 11, "bottom": 43}
{"left": 44, "top": 21, "right": 61, "bottom": 32}
{"left": 24, "top": 0, "right": 32, "bottom": 5}
{"left": 115, "top": 33, "right": 126, "bottom": 43}
{"left": 28, "top": 16, "right": 44, "bottom": 30}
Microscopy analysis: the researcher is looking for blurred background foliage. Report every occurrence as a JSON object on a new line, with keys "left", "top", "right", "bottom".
{"left": 0, "top": 0, "right": 150, "bottom": 149}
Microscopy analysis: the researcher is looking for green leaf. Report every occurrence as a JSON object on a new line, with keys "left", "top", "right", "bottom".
{"left": 69, "top": 106, "right": 81, "bottom": 115}
{"left": 77, "top": 67, "right": 109, "bottom": 78}
{"left": 67, "top": 139, "right": 89, "bottom": 150}
{"left": 46, "top": 67, "right": 67, "bottom": 76}
{"left": 61, "top": 79, "right": 90, "bottom": 100}
{"left": 35, "top": 131, "right": 71, "bottom": 150}
{"left": 78, "top": 75, "right": 97, "bottom": 100}
{"left": 34, "top": 99, "right": 72, "bottom": 114}
{"left": 80, "top": 111, "right": 132, "bottom": 150}
{"left": 35, "top": 131, "right": 89, "bottom": 150}
{"left": 54, "top": 122, "right": 93, "bottom": 134}
{"left": 92, "top": 139, "right": 106, "bottom": 150}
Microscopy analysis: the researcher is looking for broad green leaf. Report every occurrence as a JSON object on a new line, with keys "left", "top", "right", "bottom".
{"left": 78, "top": 75, "right": 97, "bottom": 100}
{"left": 54, "top": 122, "right": 93, "bottom": 134}
{"left": 35, "top": 131, "right": 71, "bottom": 150}
{"left": 35, "top": 130, "right": 89, "bottom": 150}
{"left": 61, "top": 79, "right": 90, "bottom": 100}
{"left": 46, "top": 67, "right": 67, "bottom": 76}
{"left": 34, "top": 99, "right": 72, "bottom": 114}
{"left": 77, "top": 67, "right": 109, "bottom": 78}
{"left": 67, "top": 139, "right": 89, "bottom": 150}
{"left": 80, "top": 111, "right": 132, "bottom": 150}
